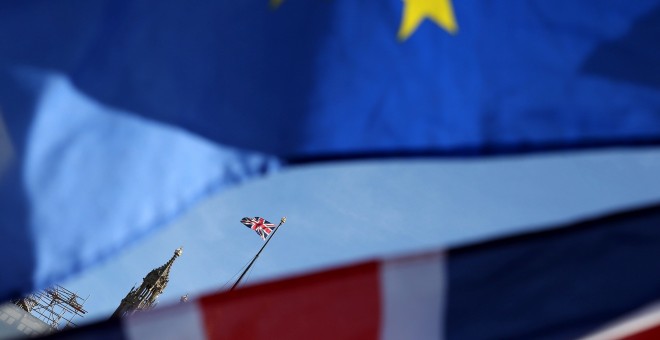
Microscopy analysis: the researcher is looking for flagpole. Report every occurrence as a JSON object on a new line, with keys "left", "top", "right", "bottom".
{"left": 230, "top": 217, "right": 286, "bottom": 291}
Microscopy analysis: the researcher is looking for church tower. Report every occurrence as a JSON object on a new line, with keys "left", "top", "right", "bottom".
{"left": 111, "top": 247, "right": 183, "bottom": 318}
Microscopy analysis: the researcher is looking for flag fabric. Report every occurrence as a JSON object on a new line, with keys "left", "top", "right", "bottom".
{"left": 240, "top": 217, "right": 276, "bottom": 241}
{"left": 43, "top": 203, "right": 660, "bottom": 339}
{"left": 0, "top": 73, "right": 281, "bottom": 301}
{"left": 2, "top": 0, "right": 659, "bottom": 158}
{"left": 2, "top": 0, "right": 660, "bottom": 300}
{"left": 580, "top": 303, "right": 660, "bottom": 339}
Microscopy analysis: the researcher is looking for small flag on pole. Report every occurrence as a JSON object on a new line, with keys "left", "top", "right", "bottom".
{"left": 241, "top": 217, "right": 275, "bottom": 241}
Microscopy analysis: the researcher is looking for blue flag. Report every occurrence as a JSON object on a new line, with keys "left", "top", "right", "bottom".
{"left": 1, "top": 0, "right": 660, "bottom": 299}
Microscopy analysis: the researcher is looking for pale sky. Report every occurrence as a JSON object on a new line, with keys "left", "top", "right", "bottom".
{"left": 63, "top": 147, "right": 660, "bottom": 323}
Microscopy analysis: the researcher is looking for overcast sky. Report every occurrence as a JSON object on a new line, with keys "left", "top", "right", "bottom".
{"left": 63, "top": 146, "right": 660, "bottom": 323}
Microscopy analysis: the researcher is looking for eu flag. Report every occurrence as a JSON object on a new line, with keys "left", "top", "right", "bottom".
{"left": 1, "top": 0, "right": 659, "bottom": 299}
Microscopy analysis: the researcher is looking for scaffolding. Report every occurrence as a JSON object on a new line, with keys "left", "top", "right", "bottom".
{"left": 12, "top": 285, "right": 87, "bottom": 330}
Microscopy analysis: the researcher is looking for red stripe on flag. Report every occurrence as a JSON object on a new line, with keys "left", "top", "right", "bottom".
{"left": 199, "top": 261, "right": 382, "bottom": 340}
{"left": 624, "top": 325, "right": 660, "bottom": 340}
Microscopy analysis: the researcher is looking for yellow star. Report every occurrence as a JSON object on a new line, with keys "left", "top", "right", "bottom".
{"left": 398, "top": 0, "right": 458, "bottom": 41}
{"left": 270, "top": 0, "right": 284, "bottom": 9}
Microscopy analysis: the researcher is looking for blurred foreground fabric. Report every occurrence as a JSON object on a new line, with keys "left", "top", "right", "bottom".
{"left": 42, "top": 203, "right": 660, "bottom": 339}
{"left": 1, "top": 0, "right": 660, "bottom": 299}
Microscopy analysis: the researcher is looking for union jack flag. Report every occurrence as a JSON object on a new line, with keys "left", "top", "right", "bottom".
{"left": 241, "top": 217, "right": 275, "bottom": 241}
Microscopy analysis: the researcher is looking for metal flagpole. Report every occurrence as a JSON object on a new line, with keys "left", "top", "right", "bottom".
{"left": 230, "top": 217, "right": 287, "bottom": 291}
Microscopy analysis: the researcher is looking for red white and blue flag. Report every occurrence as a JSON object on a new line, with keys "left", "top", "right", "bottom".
{"left": 43, "top": 204, "right": 660, "bottom": 340}
{"left": 241, "top": 217, "right": 275, "bottom": 240}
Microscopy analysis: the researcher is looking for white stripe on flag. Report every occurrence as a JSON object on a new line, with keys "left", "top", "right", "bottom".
{"left": 579, "top": 301, "right": 660, "bottom": 340}
{"left": 380, "top": 252, "right": 444, "bottom": 340}
{"left": 124, "top": 300, "right": 207, "bottom": 340}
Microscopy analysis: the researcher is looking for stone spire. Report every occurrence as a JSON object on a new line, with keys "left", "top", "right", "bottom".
{"left": 111, "top": 247, "right": 183, "bottom": 319}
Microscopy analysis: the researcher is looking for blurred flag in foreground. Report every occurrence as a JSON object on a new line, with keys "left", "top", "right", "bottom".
{"left": 1, "top": 0, "right": 660, "bottom": 299}
{"left": 44, "top": 203, "right": 660, "bottom": 339}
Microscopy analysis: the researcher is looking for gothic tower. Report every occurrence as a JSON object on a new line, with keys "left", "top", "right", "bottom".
{"left": 111, "top": 247, "right": 183, "bottom": 318}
